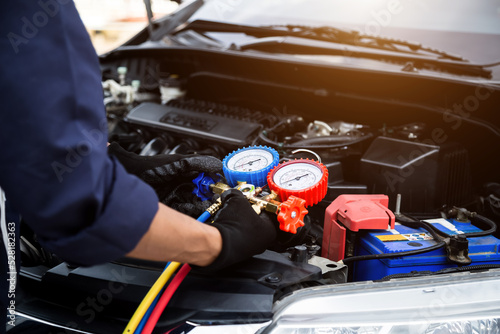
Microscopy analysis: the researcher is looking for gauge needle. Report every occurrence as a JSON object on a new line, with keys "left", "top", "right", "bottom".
{"left": 236, "top": 159, "right": 261, "bottom": 169}
{"left": 283, "top": 173, "right": 309, "bottom": 184}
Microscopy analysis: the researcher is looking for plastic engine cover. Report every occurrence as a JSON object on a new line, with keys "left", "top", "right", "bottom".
{"left": 16, "top": 251, "right": 323, "bottom": 333}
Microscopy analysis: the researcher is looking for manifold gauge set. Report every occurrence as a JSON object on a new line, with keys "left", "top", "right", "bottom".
{"left": 195, "top": 145, "right": 330, "bottom": 234}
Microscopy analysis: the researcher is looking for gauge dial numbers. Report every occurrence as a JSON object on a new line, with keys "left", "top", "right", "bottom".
{"left": 272, "top": 163, "right": 323, "bottom": 190}
{"left": 226, "top": 149, "right": 275, "bottom": 172}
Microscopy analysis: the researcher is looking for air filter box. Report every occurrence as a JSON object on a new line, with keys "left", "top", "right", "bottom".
{"left": 360, "top": 136, "right": 472, "bottom": 213}
{"left": 353, "top": 218, "right": 500, "bottom": 281}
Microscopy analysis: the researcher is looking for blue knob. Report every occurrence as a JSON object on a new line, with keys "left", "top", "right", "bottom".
{"left": 192, "top": 173, "right": 220, "bottom": 201}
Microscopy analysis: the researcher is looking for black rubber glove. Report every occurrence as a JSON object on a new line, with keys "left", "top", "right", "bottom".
{"left": 204, "top": 189, "right": 278, "bottom": 272}
{"left": 108, "top": 142, "right": 222, "bottom": 215}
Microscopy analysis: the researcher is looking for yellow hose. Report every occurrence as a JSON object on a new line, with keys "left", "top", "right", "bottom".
{"left": 122, "top": 261, "right": 181, "bottom": 334}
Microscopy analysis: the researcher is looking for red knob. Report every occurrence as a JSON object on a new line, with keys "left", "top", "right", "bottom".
{"left": 278, "top": 196, "right": 308, "bottom": 234}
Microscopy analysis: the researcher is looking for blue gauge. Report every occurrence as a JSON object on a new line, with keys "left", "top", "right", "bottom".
{"left": 223, "top": 146, "right": 279, "bottom": 187}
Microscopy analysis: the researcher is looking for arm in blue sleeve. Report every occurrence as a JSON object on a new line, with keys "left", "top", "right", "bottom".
{"left": 0, "top": 0, "right": 159, "bottom": 266}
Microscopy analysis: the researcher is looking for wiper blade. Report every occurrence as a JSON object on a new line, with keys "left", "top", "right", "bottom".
{"left": 237, "top": 36, "right": 492, "bottom": 78}
{"left": 175, "top": 20, "right": 465, "bottom": 61}
{"left": 265, "top": 24, "right": 466, "bottom": 62}
{"left": 174, "top": 20, "right": 492, "bottom": 78}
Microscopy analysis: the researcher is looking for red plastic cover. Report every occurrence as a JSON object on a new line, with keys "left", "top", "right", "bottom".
{"left": 322, "top": 195, "right": 395, "bottom": 261}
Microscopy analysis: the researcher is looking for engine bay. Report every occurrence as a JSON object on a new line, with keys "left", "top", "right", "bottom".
{"left": 16, "top": 49, "right": 500, "bottom": 332}
{"left": 100, "top": 49, "right": 500, "bottom": 266}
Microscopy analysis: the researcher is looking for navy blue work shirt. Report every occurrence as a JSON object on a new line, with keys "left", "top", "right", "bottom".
{"left": 0, "top": 1, "right": 159, "bottom": 265}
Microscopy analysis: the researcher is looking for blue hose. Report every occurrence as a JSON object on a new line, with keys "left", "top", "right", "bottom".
{"left": 133, "top": 260, "right": 172, "bottom": 334}
{"left": 197, "top": 211, "right": 212, "bottom": 223}
{"left": 134, "top": 291, "right": 162, "bottom": 334}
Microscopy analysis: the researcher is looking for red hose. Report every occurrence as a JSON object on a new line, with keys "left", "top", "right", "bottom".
{"left": 142, "top": 264, "right": 191, "bottom": 334}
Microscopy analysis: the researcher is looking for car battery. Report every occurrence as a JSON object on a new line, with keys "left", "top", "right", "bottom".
{"left": 353, "top": 218, "right": 500, "bottom": 281}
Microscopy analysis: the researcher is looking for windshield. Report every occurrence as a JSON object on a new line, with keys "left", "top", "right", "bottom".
{"left": 190, "top": 0, "right": 500, "bottom": 35}
{"left": 186, "top": 0, "right": 500, "bottom": 71}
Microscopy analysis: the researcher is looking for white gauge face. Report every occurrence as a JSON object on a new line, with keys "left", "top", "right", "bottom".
{"left": 273, "top": 162, "right": 323, "bottom": 190}
{"left": 227, "top": 149, "right": 275, "bottom": 172}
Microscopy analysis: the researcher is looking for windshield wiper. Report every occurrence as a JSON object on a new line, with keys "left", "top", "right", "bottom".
{"left": 264, "top": 24, "right": 466, "bottom": 62}
{"left": 175, "top": 20, "right": 464, "bottom": 61}
{"left": 237, "top": 36, "right": 493, "bottom": 78}
{"left": 174, "top": 20, "right": 493, "bottom": 78}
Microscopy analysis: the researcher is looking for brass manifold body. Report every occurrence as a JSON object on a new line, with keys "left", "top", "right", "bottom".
{"left": 206, "top": 182, "right": 281, "bottom": 216}
{"left": 204, "top": 181, "right": 308, "bottom": 234}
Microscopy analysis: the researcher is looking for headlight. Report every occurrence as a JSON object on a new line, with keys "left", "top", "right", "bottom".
{"left": 267, "top": 319, "right": 500, "bottom": 334}
{"left": 263, "top": 270, "right": 500, "bottom": 334}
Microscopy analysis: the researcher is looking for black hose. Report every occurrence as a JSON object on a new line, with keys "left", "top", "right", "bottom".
{"left": 258, "top": 132, "right": 373, "bottom": 150}
{"left": 289, "top": 135, "right": 366, "bottom": 146}
{"left": 403, "top": 213, "right": 497, "bottom": 238}
{"left": 464, "top": 214, "right": 497, "bottom": 237}
{"left": 343, "top": 217, "right": 447, "bottom": 264}
{"left": 397, "top": 215, "right": 450, "bottom": 239}
{"left": 399, "top": 218, "right": 445, "bottom": 238}
{"left": 342, "top": 241, "right": 446, "bottom": 264}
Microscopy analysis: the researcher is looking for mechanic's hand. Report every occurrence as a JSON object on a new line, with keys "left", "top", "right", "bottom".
{"left": 204, "top": 189, "right": 278, "bottom": 272}
{"left": 108, "top": 142, "right": 223, "bottom": 215}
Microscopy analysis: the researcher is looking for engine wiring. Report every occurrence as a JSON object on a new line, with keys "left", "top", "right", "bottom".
{"left": 402, "top": 212, "right": 497, "bottom": 238}
{"left": 258, "top": 130, "right": 373, "bottom": 150}
{"left": 341, "top": 219, "right": 447, "bottom": 264}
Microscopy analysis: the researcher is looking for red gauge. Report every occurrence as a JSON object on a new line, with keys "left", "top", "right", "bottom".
{"left": 267, "top": 159, "right": 328, "bottom": 207}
